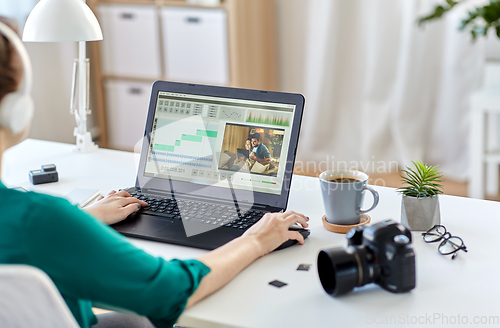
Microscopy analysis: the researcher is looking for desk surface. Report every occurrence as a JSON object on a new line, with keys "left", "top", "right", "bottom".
{"left": 3, "top": 139, "right": 500, "bottom": 328}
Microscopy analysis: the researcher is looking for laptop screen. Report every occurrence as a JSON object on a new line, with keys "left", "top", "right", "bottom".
{"left": 143, "top": 91, "right": 296, "bottom": 195}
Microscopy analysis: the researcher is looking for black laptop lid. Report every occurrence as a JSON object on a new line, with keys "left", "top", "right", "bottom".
{"left": 237, "top": 148, "right": 249, "bottom": 159}
{"left": 135, "top": 81, "right": 305, "bottom": 210}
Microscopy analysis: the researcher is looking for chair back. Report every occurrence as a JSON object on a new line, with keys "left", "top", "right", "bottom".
{"left": 0, "top": 265, "right": 79, "bottom": 328}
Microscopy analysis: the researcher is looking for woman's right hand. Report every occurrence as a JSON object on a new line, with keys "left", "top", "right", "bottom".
{"left": 242, "top": 211, "right": 309, "bottom": 256}
{"left": 188, "top": 210, "right": 309, "bottom": 308}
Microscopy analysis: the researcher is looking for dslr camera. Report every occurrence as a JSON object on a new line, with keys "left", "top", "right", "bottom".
{"left": 317, "top": 220, "right": 416, "bottom": 296}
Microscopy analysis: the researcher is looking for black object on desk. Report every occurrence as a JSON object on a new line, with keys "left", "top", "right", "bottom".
{"left": 274, "top": 225, "right": 310, "bottom": 251}
{"left": 269, "top": 280, "right": 288, "bottom": 288}
{"left": 297, "top": 264, "right": 311, "bottom": 271}
{"left": 29, "top": 164, "right": 58, "bottom": 185}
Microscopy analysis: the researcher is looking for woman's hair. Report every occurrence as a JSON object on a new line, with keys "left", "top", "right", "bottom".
{"left": 0, "top": 17, "right": 22, "bottom": 102}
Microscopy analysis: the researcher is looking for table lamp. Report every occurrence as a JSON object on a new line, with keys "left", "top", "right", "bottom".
{"left": 23, "top": 0, "right": 103, "bottom": 152}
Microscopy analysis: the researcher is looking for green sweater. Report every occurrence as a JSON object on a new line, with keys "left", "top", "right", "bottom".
{"left": 0, "top": 181, "right": 210, "bottom": 327}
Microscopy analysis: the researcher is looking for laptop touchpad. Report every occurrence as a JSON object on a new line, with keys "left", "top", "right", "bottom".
{"left": 134, "top": 218, "right": 173, "bottom": 233}
{"left": 114, "top": 215, "right": 174, "bottom": 234}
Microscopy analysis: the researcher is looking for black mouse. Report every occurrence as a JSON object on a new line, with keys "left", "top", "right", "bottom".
{"left": 274, "top": 226, "right": 310, "bottom": 251}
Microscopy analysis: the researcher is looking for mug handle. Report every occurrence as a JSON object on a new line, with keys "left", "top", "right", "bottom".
{"left": 359, "top": 186, "right": 379, "bottom": 214}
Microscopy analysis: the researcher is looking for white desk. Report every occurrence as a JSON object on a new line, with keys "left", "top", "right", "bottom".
{"left": 3, "top": 139, "right": 500, "bottom": 328}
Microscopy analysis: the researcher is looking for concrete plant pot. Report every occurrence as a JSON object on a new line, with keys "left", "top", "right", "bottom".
{"left": 401, "top": 195, "right": 440, "bottom": 231}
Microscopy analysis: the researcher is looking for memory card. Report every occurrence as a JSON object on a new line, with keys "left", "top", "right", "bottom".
{"left": 269, "top": 280, "right": 287, "bottom": 288}
{"left": 297, "top": 264, "right": 311, "bottom": 271}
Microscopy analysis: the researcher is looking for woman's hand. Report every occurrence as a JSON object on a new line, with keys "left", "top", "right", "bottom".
{"left": 84, "top": 190, "right": 148, "bottom": 225}
{"left": 187, "top": 210, "right": 309, "bottom": 308}
{"left": 242, "top": 211, "right": 309, "bottom": 256}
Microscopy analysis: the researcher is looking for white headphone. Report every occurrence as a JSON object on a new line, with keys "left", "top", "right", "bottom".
{"left": 0, "top": 21, "right": 34, "bottom": 134}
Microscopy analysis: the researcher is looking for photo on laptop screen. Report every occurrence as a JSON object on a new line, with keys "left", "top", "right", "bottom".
{"left": 218, "top": 124, "right": 284, "bottom": 177}
{"left": 143, "top": 91, "right": 295, "bottom": 196}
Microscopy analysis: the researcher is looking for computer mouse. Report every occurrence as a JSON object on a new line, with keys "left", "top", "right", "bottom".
{"left": 274, "top": 226, "right": 310, "bottom": 251}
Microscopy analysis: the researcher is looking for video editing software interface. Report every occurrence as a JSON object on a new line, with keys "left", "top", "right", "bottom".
{"left": 144, "top": 91, "right": 296, "bottom": 195}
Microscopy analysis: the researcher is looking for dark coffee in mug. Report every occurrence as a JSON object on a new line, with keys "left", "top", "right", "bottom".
{"left": 326, "top": 177, "right": 363, "bottom": 184}
{"left": 319, "top": 170, "right": 379, "bottom": 225}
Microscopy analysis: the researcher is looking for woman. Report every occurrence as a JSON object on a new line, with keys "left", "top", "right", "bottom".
{"left": 0, "top": 19, "right": 308, "bottom": 328}
{"left": 245, "top": 137, "right": 256, "bottom": 169}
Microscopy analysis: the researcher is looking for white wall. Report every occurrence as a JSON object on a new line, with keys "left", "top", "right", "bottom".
{"left": 1, "top": 0, "right": 82, "bottom": 145}
{"left": 25, "top": 42, "right": 78, "bottom": 144}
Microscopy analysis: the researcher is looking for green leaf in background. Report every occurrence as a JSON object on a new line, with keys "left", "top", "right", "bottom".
{"left": 419, "top": 0, "right": 500, "bottom": 41}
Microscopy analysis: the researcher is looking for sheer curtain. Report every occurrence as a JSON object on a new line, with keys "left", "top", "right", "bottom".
{"left": 276, "top": 0, "right": 485, "bottom": 180}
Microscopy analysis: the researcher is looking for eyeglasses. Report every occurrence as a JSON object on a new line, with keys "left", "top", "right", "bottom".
{"left": 422, "top": 225, "right": 467, "bottom": 259}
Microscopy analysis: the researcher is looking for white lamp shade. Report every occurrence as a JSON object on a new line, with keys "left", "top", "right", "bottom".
{"left": 23, "top": 0, "right": 103, "bottom": 42}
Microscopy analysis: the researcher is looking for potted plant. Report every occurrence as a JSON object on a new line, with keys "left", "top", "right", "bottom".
{"left": 397, "top": 161, "right": 444, "bottom": 231}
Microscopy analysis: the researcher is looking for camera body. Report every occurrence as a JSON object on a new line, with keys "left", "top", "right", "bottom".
{"left": 348, "top": 220, "right": 416, "bottom": 293}
{"left": 317, "top": 220, "right": 416, "bottom": 296}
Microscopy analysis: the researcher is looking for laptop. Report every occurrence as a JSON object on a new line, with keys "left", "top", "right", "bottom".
{"left": 111, "top": 81, "right": 305, "bottom": 250}
{"left": 237, "top": 148, "right": 249, "bottom": 159}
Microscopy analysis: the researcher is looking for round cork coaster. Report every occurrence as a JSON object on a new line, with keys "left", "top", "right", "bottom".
{"left": 322, "top": 214, "right": 371, "bottom": 234}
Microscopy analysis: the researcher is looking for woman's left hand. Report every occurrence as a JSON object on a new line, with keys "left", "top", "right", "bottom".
{"left": 84, "top": 190, "right": 148, "bottom": 225}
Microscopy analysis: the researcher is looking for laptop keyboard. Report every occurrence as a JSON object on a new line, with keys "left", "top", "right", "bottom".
{"left": 130, "top": 191, "right": 270, "bottom": 230}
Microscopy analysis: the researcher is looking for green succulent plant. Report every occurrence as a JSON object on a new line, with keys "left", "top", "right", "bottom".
{"left": 397, "top": 161, "right": 444, "bottom": 198}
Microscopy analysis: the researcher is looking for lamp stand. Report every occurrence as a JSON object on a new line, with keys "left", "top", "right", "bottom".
{"left": 71, "top": 41, "right": 98, "bottom": 153}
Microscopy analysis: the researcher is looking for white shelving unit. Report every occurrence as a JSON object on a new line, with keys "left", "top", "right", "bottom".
{"left": 88, "top": 0, "right": 278, "bottom": 151}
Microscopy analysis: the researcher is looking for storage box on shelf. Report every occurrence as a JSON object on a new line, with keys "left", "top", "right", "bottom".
{"left": 104, "top": 80, "right": 151, "bottom": 151}
{"left": 87, "top": 0, "right": 277, "bottom": 151}
{"left": 98, "top": 4, "right": 162, "bottom": 79}
{"left": 161, "top": 7, "right": 229, "bottom": 85}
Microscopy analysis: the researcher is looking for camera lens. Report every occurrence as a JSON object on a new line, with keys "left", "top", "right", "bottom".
{"left": 317, "top": 246, "right": 380, "bottom": 297}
